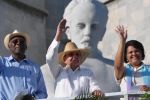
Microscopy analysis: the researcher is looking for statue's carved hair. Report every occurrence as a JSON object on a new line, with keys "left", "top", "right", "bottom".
{"left": 63, "top": 0, "right": 107, "bottom": 27}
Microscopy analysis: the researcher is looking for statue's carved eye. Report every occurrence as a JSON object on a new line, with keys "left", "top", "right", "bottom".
{"left": 77, "top": 23, "right": 85, "bottom": 29}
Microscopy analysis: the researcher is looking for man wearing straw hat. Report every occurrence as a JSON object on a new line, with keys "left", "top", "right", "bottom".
{"left": 46, "top": 19, "right": 103, "bottom": 98}
{"left": 0, "top": 30, "right": 47, "bottom": 100}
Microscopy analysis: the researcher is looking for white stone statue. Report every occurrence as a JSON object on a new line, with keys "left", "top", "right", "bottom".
{"left": 63, "top": 0, "right": 120, "bottom": 93}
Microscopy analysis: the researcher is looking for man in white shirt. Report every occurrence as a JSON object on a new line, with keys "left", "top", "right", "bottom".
{"left": 46, "top": 19, "right": 103, "bottom": 98}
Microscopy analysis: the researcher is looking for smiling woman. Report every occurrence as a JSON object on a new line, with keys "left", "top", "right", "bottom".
{"left": 124, "top": 40, "right": 145, "bottom": 64}
{"left": 114, "top": 25, "right": 150, "bottom": 99}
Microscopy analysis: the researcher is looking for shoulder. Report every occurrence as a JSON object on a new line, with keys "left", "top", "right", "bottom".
{"left": 0, "top": 56, "right": 10, "bottom": 63}
{"left": 80, "top": 67, "right": 92, "bottom": 71}
{"left": 25, "top": 59, "right": 40, "bottom": 69}
{"left": 142, "top": 64, "right": 150, "bottom": 70}
{"left": 0, "top": 56, "right": 4, "bottom": 66}
{"left": 0, "top": 56, "right": 4, "bottom": 61}
{"left": 79, "top": 67, "right": 94, "bottom": 76}
{"left": 124, "top": 63, "right": 133, "bottom": 71}
{"left": 143, "top": 64, "right": 150, "bottom": 67}
{"left": 25, "top": 59, "right": 43, "bottom": 75}
{"left": 124, "top": 63, "right": 130, "bottom": 68}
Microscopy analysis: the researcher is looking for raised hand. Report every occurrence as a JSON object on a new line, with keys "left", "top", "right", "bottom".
{"left": 57, "top": 19, "right": 67, "bottom": 33}
{"left": 115, "top": 25, "right": 128, "bottom": 41}
{"left": 92, "top": 90, "right": 104, "bottom": 97}
{"left": 55, "top": 19, "right": 68, "bottom": 41}
{"left": 139, "top": 85, "right": 150, "bottom": 92}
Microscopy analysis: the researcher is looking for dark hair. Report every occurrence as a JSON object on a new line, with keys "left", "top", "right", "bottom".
{"left": 124, "top": 40, "right": 145, "bottom": 63}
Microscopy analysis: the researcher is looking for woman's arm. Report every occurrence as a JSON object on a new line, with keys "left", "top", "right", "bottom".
{"left": 114, "top": 25, "right": 127, "bottom": 80}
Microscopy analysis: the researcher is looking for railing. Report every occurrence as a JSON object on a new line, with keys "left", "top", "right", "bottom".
{"left": 105, "top": 91, "right": 149, "bottom": 99}
{"left": 47, "top": 91, "right": 150, "bottom": 100}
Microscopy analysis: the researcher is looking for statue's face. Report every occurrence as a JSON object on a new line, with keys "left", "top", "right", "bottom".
{"left": 67, "top": 3, "right": 105, "bottom": 49}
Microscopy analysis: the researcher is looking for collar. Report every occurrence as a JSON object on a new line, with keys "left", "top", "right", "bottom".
{"left": 128, "top": 62, "right": 145, "bottom": 71}
{"left": 8, "top": 55, "right": 29, "bottom": 63}
{"left": 64, "top": 65, "right": 80, "bottom": 72}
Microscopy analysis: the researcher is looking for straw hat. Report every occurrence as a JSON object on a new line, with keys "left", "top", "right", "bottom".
{"left": 58, "top": 42, "right": 90, "bottom": 66}
{"left": 4, "top": 30, "right": 30, "bottom": 50}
